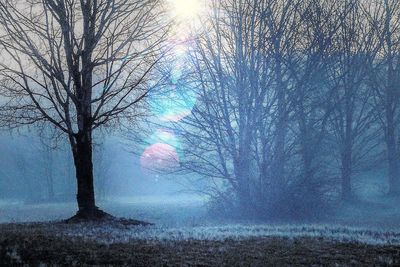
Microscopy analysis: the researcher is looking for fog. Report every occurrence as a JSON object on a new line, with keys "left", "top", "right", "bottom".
{"left": 0, "top": 128, "right": 398, "bottom": 231}
{"left": 0, "top": 132, "right": 193, "bottom": 198}
{"left": 0, "top": 0, "right": 400, "bottom": 231}
{"left": 0, "top": 131, "right": 210, "bottom": 225}
{"left": 2, "top": 0, "right": 400, "bottom": 264}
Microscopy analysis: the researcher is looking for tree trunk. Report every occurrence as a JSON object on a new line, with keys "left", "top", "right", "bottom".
{"left": 386, "top": 123, "right": 400, "bottom": 195}
{"left": 47, "top": 177, "right": 54, "bottom": 200}
{"left": 272, "top": 57, "right": 286, "bottom": 200}
{"left": 234, "top": 153, "right": 252, "bottom": 214}
{"left": 74, "top": 135, "right": 94, "bottom": 212}
{"left": 341, "top": 87, "right": 353, "bottom": 201}
{"left": 72, "top": 131, "right": 97, "bottom": 217}
{"left": 45, "top": 147, "right": 54, "bottom": 200}
{"left": 341, "top": 150, "right": 352, "bottom": 200}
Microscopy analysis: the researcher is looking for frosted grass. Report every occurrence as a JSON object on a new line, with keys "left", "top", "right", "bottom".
{"left": 53, "top": 223, "right": 400, "bottom": 246}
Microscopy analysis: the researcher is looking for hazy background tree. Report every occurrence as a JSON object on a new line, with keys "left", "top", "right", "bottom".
{"left": 130, "top": 0, "right": 400, "bottom": 220}
{"left": 367, "top": 0, "right": 400, "bottom": 195}
{"left": 325, "top": 0, "right": 382, "bottom": 200}
{"left": 282, "top": 0, "right": 344, "bottom": 215}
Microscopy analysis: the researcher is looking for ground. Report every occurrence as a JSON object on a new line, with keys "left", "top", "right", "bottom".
{"left": 1, "top": 222, "right": 400, "bottom": 266}
{"left": 1, "top": 194, "right": 400, "bottom": 266}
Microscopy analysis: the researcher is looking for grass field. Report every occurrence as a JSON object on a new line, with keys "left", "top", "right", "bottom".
{"left": 1, "top": 222, "right": 400, "bottom": 266}
{"left": 1, "top": 195, "right": 400, "bottom": 266}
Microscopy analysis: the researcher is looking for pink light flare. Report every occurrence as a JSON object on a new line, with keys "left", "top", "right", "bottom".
{"left": 140, "top": 143, "right": 180, "bottom": 172}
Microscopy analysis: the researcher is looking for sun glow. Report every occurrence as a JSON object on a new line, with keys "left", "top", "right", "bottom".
{"left": 168, "top": 0, "right": 203, "bottom": 21}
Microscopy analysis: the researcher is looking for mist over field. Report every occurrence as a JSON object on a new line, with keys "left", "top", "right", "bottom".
{"left": 1, "top": 0, "right": 400, "bottom": 265}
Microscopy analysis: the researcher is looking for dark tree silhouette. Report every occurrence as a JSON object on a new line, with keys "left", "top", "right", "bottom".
{"left": 0, "top": 0, "right": 169, "bottom": 220}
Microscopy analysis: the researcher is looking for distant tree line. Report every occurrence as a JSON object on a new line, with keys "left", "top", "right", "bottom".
{"left": 0, "top": 132, "right": 112, "bottom": 203}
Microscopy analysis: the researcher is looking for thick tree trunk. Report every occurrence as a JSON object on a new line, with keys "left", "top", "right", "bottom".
{"left": 66, "top": 130, "right": 147, "bottom": 225}
{"left": 66, "top": 130, "right": 111, "bottom": 222}
{"left": 73, "top": 131, "right": 96, "bottom": 216}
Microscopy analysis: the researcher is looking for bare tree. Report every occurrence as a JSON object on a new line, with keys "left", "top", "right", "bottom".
{"left": 323, "top": 0, "right": 381, "bottom": 200}
{"left": 125, "top": 0, "right": 393, "bottom": 220}
{"left": 161, "top": 0, "right": 381, "bottom": 214}
{"left": 282, "top": 0, "right": 345, "bottom": 212}
{"left": 161, "top": 0, "right": 308, "bottom": 216}
{"left": 367, "top": 0, "right": 400, "bottom": 195}
{"left": 0, "top": 0, "right": 169, "bottom": 220}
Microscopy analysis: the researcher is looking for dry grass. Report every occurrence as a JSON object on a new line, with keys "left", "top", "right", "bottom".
{"left": 1, "top": 222, "right": 400, "bottom": 266}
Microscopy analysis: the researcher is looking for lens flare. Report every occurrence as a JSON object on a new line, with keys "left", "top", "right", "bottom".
{"left": 174, "top": 44, "right": 189, "bottom": 58}
{"left": 149, "top": 83, "right": 196, "bottom": 122}
{"left": 140, "top": 143, "right": 180, "bottom": 172}
{"left": 171, "top": 68, "right": 182, "bottom": 84}
{"left": 146, "top": 129, "right": 182, "bottom": 154}
{"left": 148, "top": 2, "right": 199, "bottom": 122}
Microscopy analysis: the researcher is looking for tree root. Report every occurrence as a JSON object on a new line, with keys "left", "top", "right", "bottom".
{"left": 65, "top": 207, "right": 153, "bottom": 226}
